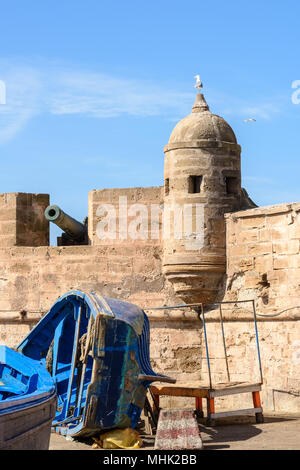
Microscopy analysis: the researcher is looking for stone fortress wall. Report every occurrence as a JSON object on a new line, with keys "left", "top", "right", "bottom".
{"left": 0, "top": 94, "right": 299, "bottom": 414}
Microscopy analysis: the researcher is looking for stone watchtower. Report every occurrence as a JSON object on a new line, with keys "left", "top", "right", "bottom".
{"left": 163, "top": 92, "right": 243, "bottom": 305}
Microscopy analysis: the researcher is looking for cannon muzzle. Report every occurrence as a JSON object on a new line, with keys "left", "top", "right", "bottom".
{"left": 45, "top": 205, "right": 87, "bottom": 242}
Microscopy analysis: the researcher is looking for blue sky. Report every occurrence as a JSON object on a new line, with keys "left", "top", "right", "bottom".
{"left": 0, "top": 1, "right": 299, "bottom": 244}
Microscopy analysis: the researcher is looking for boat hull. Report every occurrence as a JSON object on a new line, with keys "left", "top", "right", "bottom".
{"left": 17, "top": 290, "right": 174, "bottom": 438}
{"left": 0, "top": 345, "right": 57, "bottom": 450}
{"left": 0, "top": 391, "right": 57, "bottom": 450}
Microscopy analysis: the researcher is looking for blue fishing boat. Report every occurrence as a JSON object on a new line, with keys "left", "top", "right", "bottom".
{"left": 17, "top": 290, "right": 174, "bottom": 438}
{"left": 0, "top": 345, "right": 56, "bottom": 450}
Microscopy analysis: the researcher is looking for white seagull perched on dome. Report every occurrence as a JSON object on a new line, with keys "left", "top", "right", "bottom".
{"left": 194, "top": 75, "right": 203, "bottom": 91}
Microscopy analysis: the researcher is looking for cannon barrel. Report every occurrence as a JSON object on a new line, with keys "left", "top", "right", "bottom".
{"left": 45, "top": 205, "right": 87, "bottom": 241}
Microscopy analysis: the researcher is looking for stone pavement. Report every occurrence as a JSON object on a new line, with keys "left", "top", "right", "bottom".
{"left": 49, "top": 413, "right": 300, "bottom": 451}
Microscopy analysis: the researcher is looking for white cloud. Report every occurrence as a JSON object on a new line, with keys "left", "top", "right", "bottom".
{"left": 0, "top": 58, "right": 286, "bottom": 145}
{"left": 49, "top": 71, "right": 193, "bottom": 118}
{"left": 207, "top": 89, "right": 283, "bottom": 121}
{"left": 0, "top": 63, "right": 42, "bottom": 144}
{"left": 243, "top": 175, "right": 275, "bottom": 184}
{"left": 0, "top": 60, "right": 195, "bottom": 144}
{"left": 241, "top": 104, "right": 280, "bottom": 120}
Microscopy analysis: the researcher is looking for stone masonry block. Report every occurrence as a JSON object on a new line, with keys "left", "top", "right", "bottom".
{"left": 241, "top": 216, "right": 265, "bottom": 229}
{"left": 273, "top": 240, "right": 299, "bottom": 255}
{"left": 248, "top": 242, "right": 272, "bottom": 256}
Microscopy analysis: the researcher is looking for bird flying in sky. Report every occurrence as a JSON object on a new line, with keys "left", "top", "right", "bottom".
{"left": 244, "top": 118, "right": 256, "bottom": 122}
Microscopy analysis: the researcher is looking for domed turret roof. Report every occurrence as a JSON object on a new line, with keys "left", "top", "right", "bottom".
{"left": 168, "top": 94, "right": 237, "bottom": 145}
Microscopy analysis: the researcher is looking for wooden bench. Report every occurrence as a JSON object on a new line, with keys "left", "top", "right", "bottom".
{"left": 150, "top": 381, "right": 264, "bottom": 426}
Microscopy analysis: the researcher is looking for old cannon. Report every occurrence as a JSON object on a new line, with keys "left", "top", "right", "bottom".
{"left": 45, "top": 205, "right": 88, "bottom": 245}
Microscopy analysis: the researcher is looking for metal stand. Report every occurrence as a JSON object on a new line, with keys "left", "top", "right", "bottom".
{"left": 146, "top": 300, "right": 264, "bottom": 426}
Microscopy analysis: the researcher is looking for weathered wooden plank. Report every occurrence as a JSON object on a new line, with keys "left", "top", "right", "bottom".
{"left": 150, "top": 382, "right": 262, "bottom": 399}
{"left": 150, "top": 385, "right": 210, "bottom": 398}
{"left": 210, "top": 407, "right": 262, "bottom": 419}
{"left": 210, "top": 384, "right": 261, "bottom": 398}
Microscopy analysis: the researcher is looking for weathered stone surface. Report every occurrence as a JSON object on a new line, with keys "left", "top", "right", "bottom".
{"left": 0, "top": 97, "right": 299, "bottom": 418}
{"left": 163, "top": 94, "right": 243, "bottom": 305}
{"left": 0, "top": 193, "right": 49, "bottom": 247}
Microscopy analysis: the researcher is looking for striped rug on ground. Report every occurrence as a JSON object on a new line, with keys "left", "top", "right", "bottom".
{"left": 154, "top": 409, "right": 203, "bottom": 450}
